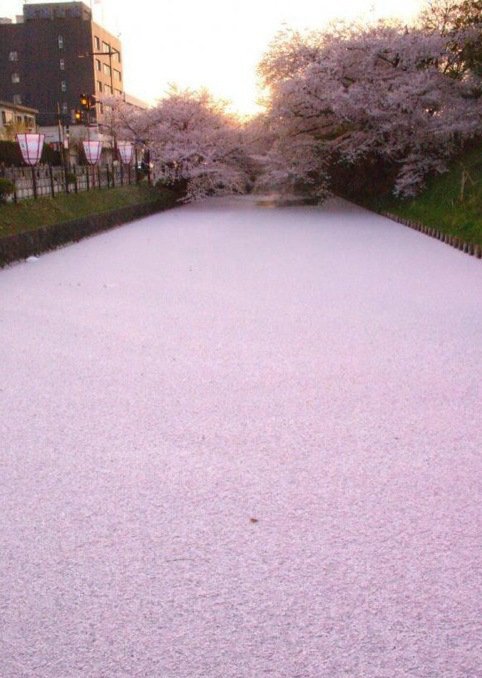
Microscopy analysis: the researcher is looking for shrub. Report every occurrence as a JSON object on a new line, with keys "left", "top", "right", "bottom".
{"left": 0, "top": 178, "right": 15, "bottom": 203}
{"left": 0, "top": 140, "right": 23, "bottom": 166}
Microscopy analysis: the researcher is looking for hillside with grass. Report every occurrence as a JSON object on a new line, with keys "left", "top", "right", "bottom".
{"left": 370, "top": 145, "right": 482, "bottom": 246}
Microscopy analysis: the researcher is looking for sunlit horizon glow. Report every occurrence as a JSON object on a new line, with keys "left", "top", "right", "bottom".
{"left": 3, "top": 0, "right": 426, "bottom": 114}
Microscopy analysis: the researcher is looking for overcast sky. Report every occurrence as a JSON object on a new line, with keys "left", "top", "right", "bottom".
{"left": 2, "top": 0, "right": 426, "bottom": 113}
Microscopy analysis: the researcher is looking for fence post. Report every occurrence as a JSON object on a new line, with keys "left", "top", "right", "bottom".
{"left": 86, "top": 166, "right": 90, "bottom": 191}
{"left": 73, "top": 165, "right": 78, "bottom": 194}
{"left": 49, "top": 164, "right": 55, "bottom": 198}
{"left": 31, "top": 167, "right": 38, "bottom": 199}
{"left": 97, "top": 165, "right": 101, "bottom": 189}
{"left": 120, "top": 163, "right": 124, "bottom": 186}
{"left": 63, "top": 167, "right": 68, "bottom": 195}
{"left": 111, "top": 164, "right": 115, "bottom": 189}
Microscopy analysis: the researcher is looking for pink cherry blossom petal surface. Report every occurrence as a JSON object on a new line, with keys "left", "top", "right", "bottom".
{"left": 0, "top": 196, "right": 481, "bottom": 677}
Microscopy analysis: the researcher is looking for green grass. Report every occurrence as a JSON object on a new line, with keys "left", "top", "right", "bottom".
{"left": 0, "top": 184, "right": 177, "bottom": 238}
{"left": 370, "top": 145, "right": 482, "bottom": 246}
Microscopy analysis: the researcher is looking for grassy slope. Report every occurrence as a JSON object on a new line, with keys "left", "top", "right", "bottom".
{"left": 0, "top": 184, "right": 177, "bottom": 238}
{"left": 370, "top": 145, "right": 482, "bottom": 246}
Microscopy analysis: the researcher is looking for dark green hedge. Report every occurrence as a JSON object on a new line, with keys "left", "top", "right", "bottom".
{"left": 0, "top": 140, "right": 61, "bottom": 167}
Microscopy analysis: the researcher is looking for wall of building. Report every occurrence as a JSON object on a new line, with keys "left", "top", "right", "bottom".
{"left": 23, "top": 13, "right": 95, "bottom": 125}
{"left": 91, "top": 22, "right": 123, "bottom": 106}
{"left": 0, "top": 3, "right": 124, "bottom": 128}
{"left": 0, "top": 24, "right": 25, "bottom": 107}
{"left": 0, "top": 101, "right": 37, "bottom": 139}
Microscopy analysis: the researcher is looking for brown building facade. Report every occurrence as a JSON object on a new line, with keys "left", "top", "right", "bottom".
{"left": 0, "top": 2, "right": 123, "bottom": 127}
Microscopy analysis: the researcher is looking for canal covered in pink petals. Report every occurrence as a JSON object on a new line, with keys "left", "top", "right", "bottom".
{"left": 1, "top": 196, "right": 481, "bottom": 677}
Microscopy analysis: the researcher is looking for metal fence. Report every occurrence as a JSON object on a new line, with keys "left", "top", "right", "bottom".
{"left": 0, "top": 163, "right": 143, "bottom": 202}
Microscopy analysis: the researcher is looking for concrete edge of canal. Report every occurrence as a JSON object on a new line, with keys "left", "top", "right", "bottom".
{"left": 0, "top": 197, "right": 180, "bottom": 268}
{"left": 375, "top": 208, "right": 481, "bottom": 259}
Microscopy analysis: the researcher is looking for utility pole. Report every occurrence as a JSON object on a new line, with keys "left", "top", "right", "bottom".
{"left": 78, "top": 46, "right": 121, "bottom": 160}
{"left": 56, "top": 102, "right": 69, "bottom": 193}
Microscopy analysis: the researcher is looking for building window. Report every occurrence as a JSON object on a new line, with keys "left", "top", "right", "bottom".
{"left": 59, "top": 58, "right": 65, "bottom": 70}
{"left": 115, "top": 89, "right": 123, "bottom": 97}
{"left": 114, "top": 69, "right": 122, "bottom": 81}
{"left": 95, "top": 36, "right": 100, "bottom": 50}
{"left": 61, "top": 80, "right": 67, "bottom": 92}
{"left": 116, "top": 52, "right": 121, "bottom": 63}
{"left": 13, "top": 94, "right": 22, "bottom": 105}
{"left": 102, "top": 41, "right": 110, "bottom": 53}
{"left": 58, "top": 35, "right": 64, "bottom": 49}
{"left": 103, "top": 63, "right": 111, "bottom": 76}
{"left": 11, "top": 72, "right": 20, "bottom": 83}
{"left": 97, "top": 81, "right": 103, "bottom": 92}
{"left": 16, "top": 115, "right": 22, "bottom": 124}
{"left": 96, "top": 59, "right": 101, "bottom": 71}
{"left": 62, "top": 103, "right": 68, "bottom": 114}
{"left": 9, "top": 51, "right": 18, "bottom": 62}
{"left": 1, "top": 111, "right": 6, "bottom": 125}
{"left": 104, "top": 84, "right": 112, "bottom": 95}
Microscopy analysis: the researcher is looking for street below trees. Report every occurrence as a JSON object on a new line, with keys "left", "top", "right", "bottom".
{"left": 1, "top": 196, "right": 481, "bottom": 677}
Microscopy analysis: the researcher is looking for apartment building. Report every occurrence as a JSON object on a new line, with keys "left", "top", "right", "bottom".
{"left": 0, "top": 2, "right": 124, "bottom": 127}
{"left": 0, "top": 99, "right": 38, "bottom": 139}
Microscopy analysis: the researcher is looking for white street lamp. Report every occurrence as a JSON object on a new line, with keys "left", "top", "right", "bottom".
{"left": 17, "top": 133, "right": 45, "bottom": 199}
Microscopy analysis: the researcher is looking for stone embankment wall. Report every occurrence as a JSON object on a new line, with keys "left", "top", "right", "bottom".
{"left": 0, "top": 199, "right": 177, "bottom": 267}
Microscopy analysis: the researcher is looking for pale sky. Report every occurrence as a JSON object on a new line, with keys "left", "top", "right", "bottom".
{"left": 2, "top": 0, "right": 426, "bottom": 113}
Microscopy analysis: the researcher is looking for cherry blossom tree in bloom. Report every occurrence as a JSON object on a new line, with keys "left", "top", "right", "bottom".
{"left": 258, "top": 6, "right": 482, "bottom": 198}
{"left": 419, "top": 0, "right": 482, "bottom": 76}
{"left": 101, "top": 96, "right": 152, "bottom": 144}
{"left": 106, "top": 89, "right": 250, "bottom": 201}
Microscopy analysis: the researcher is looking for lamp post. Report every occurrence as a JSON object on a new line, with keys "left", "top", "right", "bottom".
{"left": 16, "top": 133, "right": 45, "bottom": 199}
{"left": 82, "top": 138, "right": 103, "bottom": 189}
{"left": 117, "top": 141, "right": 133, "bottom": 185}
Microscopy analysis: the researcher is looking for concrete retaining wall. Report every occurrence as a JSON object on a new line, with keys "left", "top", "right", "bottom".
{"left": 0, "top": 198, "right": 177, "bottom": 267}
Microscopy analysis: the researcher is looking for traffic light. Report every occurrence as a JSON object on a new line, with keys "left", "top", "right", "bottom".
{"left": 80, "top": 93, "right": 96, "bottom": 109}
{"left": 78, "top": 93, "right": 96, "bottom": 125}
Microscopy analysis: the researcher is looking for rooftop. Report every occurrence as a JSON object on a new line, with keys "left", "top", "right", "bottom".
{"left": 0, "top": 100, "right": 38, "bottom": 115}
{"left": 23, "top": 2, "right": 91, "bottom": 21}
